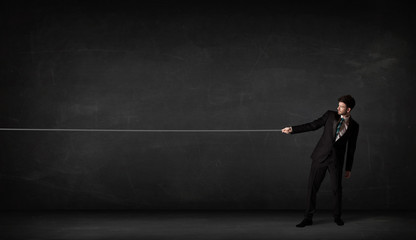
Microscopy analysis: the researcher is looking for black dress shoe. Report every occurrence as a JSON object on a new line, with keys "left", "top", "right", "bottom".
{"left": 296, "top": 218, "right": 313, "bottom": 227}
{"left": 334, "top": 218, "right": 344, "bottom": 226}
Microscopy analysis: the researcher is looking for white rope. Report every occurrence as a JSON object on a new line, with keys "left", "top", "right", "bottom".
{"left": 0, "top": 128, "right": 282, "bottom": 133}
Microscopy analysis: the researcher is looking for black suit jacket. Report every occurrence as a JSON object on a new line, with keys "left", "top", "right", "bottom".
{"left": 291, "top": 110, "right": 359, "bottom": 171}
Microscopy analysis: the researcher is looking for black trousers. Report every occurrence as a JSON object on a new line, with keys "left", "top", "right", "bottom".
{"left": 304, "top": 154, "right": 343, "bottom": 219}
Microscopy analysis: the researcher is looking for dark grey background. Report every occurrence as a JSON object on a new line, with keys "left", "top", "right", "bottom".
{"left": 1, "top": 1, "right": 415, "bottom": 209}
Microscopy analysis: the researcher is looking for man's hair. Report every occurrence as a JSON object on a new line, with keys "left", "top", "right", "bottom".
{"left": 338, "top": 95, "right": 356, "bottom": 109}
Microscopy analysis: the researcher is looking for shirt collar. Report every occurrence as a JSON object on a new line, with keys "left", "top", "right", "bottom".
{"left": 341, "top": 115, "right": 350, "bottom": 123}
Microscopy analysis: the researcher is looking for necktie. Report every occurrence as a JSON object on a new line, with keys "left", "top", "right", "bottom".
{"left": 335, "top": 118, "right": 344, "bottom": 137}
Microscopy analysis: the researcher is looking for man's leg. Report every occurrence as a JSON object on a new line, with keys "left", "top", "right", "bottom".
{"left": 328, "top": 163, "right": 344, "bottom": 224}
{"left": 304, "top": 162, "right": 328, "bottom": 219}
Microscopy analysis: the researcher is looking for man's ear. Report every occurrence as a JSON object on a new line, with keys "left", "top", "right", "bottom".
{"left": 347, "top": 108, "right": 351, "bottom": 113}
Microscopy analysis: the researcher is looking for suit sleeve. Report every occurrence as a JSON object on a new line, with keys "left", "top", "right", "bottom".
{"left": 345, "top": 123, "right": 359, "bottom": 171}
{"left": 291, "top": 111, "right": 330, "bottom": 134}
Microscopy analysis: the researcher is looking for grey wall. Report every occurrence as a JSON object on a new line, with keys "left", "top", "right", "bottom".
{"left": 1, "top": 1, "right": 415, "bottom": 209}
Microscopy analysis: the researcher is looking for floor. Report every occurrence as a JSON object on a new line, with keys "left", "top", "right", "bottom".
{"left": 1, "top": 210, "right": 415, "bottom": 240}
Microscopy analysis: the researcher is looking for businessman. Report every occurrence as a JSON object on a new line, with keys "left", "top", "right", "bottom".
{"left": 282, "top": 95, "right": 359, "bottom": 227}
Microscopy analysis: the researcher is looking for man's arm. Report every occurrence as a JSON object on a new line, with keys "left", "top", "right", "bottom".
{"left": 282, "top": 111, "right": 330, "bottom": 134}
{"left": 345, "top": 123, "right": 359, "bottom": 172}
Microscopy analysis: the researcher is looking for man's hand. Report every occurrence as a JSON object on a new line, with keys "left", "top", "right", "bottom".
{"left": 345, "top": 171, "right": 351, "bottom": 179}
{"left": 282, "top": 127, "right": 292, "bottom": 134}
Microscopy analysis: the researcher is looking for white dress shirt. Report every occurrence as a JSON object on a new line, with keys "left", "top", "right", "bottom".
{"left": 335, "top": 115, "right": 350, "bottom": 141}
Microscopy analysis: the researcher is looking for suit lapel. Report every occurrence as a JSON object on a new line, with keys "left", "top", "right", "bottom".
{"left": 333, "top": 114, "right": 340, "bottom": 138}
{"left": 337, "top": 117, "right": 354, "bottom": 140}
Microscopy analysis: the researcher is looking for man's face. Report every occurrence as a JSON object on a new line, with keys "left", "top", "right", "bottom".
{"left": 337, "top": 102, "right": 350, "bottom": 115}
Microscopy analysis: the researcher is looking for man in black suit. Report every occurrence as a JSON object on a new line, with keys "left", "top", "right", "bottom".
{"left": 282, "top": 95, "right": 359, "bottom": 227}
